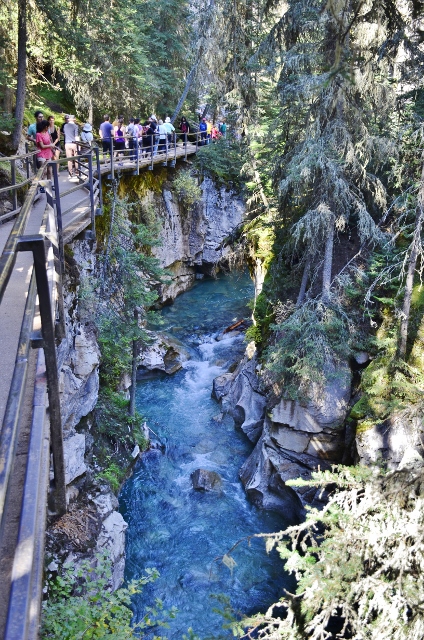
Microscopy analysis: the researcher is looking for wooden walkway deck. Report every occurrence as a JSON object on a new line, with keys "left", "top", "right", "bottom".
{"left": 0, "top": 139, "right": 198, "bottom": 639}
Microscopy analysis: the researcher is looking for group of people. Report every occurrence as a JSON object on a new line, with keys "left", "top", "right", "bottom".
{"left": 27, "top": 110, "right": 93, "bottom": 181}
{"left": 98, "top": 114, "right": 180, "bottom": 163}
{"left": 198, "top": 117, "right": 227, "bottom": 145}
{"left": 27, "top": 108, "right": 229, "bottom": 182}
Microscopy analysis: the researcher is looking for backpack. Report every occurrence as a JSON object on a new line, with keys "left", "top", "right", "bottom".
{"left": 81, "top": 129, "right": 93, "bottom": 144}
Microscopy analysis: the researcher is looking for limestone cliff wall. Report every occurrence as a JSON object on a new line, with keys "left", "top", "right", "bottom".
{"left": 213, "top": 344, "right": 353, "bottom": 522}
{"left": 48, "top": 167, "right": 246, "bottom": 587}
{"left": 133, "top": 174, "right": 245, "bottom": 303}
{"left": 46, "top": 235, "right": 127, "bottom": 589}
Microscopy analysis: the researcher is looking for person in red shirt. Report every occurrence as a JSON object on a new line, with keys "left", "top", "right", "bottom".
{"left": 36, "top": 119, "right": 56, "bottom": 183}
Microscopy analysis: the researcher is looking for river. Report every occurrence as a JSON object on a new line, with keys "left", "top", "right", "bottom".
{"left": 119, "top": 270, "right": 293, "bottom": 638}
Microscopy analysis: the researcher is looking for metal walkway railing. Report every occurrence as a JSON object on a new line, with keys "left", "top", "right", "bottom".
{"left": 0, "top": 148, "right": 102, "bottom": 640}
{"left": 0, "top": 134, "right": 200, "bottom": 639}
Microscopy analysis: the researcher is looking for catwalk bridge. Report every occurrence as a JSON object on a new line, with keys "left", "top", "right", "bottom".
{"left": 0, "top": 133, "right": 201, "bottom": 639}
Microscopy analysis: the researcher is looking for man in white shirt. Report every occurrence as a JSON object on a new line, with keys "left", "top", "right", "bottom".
{"left": 63, "top": 115, "right": 79, "bottom": 178}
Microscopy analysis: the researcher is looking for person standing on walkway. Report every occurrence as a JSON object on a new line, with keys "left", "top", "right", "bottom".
{"left": 47, "top": 115, "right": 61, "bottom": 159}
{"left": 60, "top": 114, "right": 69, "bottom": 143}
{"left": 211, "top": 124, "right": 220, "bottom": 142}
{"left": 164, "top": 117, "right": 175, "bottom": 147}
{"left": 219, "top": 120, "right": 227, "bottom": 138}
{"left": 81, "top": 123, "right": 94, "bottom": 146}
{"left": 157, "top": 119, "right": 167, "bottom": 153}
{"left": 144, "top": 119, "right": 157, "bottom": 157}
{"left": 149, "top": 115, "right": 159, "bottom": 156}
{"left": 63, "top": 114, "right": 79, "bottom": 178}
{"left": 27, "top": 110, "right": 44, "bottom": 143}
{"left": 114, "top": 118, "right": 126, "bottom": 164}
{"left": 199, "top": 117, "right": 207, "bottom": 145}
{"left": 99, "top": 115, "right": 114, "bottom": 163}
{"left": 36, "top": 119, "right": 56, "bottom": 185}
{"left": 206, "top": 119, "right": 212, "bottom": 144}
{"left": 126, "top": 118, "right": 136, "bottom": 158}
{"left": 179, "top": 116, "right": 190, "bottom": 146}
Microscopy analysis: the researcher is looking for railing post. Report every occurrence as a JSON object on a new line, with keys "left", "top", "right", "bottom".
{"left": 196, "top": 131, "right": 199, "bottom": 152}
{"left": 17, "top": 235, "right": 67, "bottom": 516}
{"left": 94, "top": 146, "right": 103, "bottom": 213}
{"left": 25, "top": 143, "right": 30, "bottom": 179}
{"left": 136, "top": 137, "right": 140, "bottom": 175}
{"left": 185, "top": 133, "right": 188, "bottom": 162}
{"left": 110, "top": 139, "right": 114, "bottom": 180}
{"left": 10, "top": 159, "right": 18, "bottom": 212}
{"left": 50, "top": 162, "right": 65, "bottom": 276}
{"left": 174, "top": 132, "right": 177, "bottom": 164}
{"left": 87, "top": 153, "right": 95, "bottom": 235}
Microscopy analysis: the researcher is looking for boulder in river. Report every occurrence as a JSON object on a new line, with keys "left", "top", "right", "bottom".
{"left": 191, "top": 469, "right": 222, "bottom": 492}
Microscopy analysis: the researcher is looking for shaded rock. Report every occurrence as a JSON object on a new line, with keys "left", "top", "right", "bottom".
{"left": 356, "top": 408, "right": 424, "bottom": 470}
{"left": 212, "top": 372, "right": 235, "bottom": 401}
{"left": 149, "top": 178, "right": 245, "bottom": 303}
{"left": 217, "top": 356, "right": 266, "bottom": 443}
{"left": 96, "top": 511, "right": 128, "bottom": 590}
{"left": 138, "top": 331, "right": 190, "bottom": 374}
{"left": 221, "top": 354, "right": 351, "bottom": 514}
{"left": 271, "top": 362, "right": 351, "bottom": 433}
{"left": 92, "top": 492, "right": 119, "bottom": 519}
{"left": 66, "top": 485, "right": 79, "bottom": 506}
{"left": 353, "top": 351, "right": 370, "bottom": 365}
{"left": 191, "top": 469, "right": 222, "bottom": 492}
{"left": 63, "top": 433, "right": 87, "bottom": 485}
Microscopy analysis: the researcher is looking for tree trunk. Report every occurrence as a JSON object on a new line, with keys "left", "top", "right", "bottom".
{"left": 398, "top": 162, "right": 424, "bottom": 358}
{"left": 170, "top": 61, "right": 199, "bottom": 125}
{"left": 12, "top": 0, "right": 27, "bottom": 151}
{"left": 129, "top": 309, "right": 140, "bottom": 417}
{"left": 88, "top": 96, "right": 93, "bottom": 124}
{"left": 322, "top": 218, "right": 335, "bottom": 304}
{"left": 297, "top": 256, "right": 311, "bottom": 306}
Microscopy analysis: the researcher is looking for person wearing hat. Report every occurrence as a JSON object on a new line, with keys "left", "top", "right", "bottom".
{"left": 199, "top": 117, "right": 208, "bottom": 146}
{"left": 63, "top": 115, "right": 79, "bottom": 178}
{"left": 81, "top": 122, "right": 93, "bottom": 146}
{"left": 163, "top": 116, "right": 175, "bottom": 147}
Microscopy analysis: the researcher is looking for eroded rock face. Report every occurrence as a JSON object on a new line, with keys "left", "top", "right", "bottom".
{"left": 57, "top": 239, "right": 100, "bottom": 436}
{"left": 150, "top": 176, "right": 245, "bottom": 303}
{"left": 96, "top": 510, "right": 128, "bottom": 590}
{"left": 214, "top": 356, "right": 266, "bottom": 444}
{"left": 215, "top": 354, "right": 352, "bottom": 517}
{"left": 138, "top": 331, "right": 191, "bottom": 374}
{"left": 63, "top": 433, "right": 87, "bottom": 485}
{"left": 356, "top": 408, "right": 424, "bottom": 469}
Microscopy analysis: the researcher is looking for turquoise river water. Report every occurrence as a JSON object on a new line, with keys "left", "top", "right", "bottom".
{"left": 120, "top": 271, "right": 293, "bottom": 638}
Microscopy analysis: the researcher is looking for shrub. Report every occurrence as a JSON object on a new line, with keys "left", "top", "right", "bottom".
{"left": 42, "top": 553, "right": 176, "bottom": 639}
{"left": 171, "top": 170, "right": 202, "bottom": 206}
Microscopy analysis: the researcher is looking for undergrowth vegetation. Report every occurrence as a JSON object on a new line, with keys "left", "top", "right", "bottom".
{"left": 224, "top": 465, "right": 424, "bottom": 640}
{"left": 78, "top": 188, "right": 165, "bottom": 488}
{"left": 41, "top": 554, "right": 176, "bottom": 639}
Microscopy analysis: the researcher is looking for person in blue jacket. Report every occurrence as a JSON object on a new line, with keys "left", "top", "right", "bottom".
{"left": 199, "top": 117, "right": 207, "bottom": 146}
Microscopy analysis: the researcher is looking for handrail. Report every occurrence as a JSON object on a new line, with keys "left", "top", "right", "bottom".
{"left": 0, "top": 150, "right": 38, "bottom": 162}
{"left": 0, "top": 148, "right": 39, "bottom": 220}
{"left": 0, "top": 166, "right": 45, "bottom": 306}
{"left": 0, "top": 125, "right": 200, "bottom": 639}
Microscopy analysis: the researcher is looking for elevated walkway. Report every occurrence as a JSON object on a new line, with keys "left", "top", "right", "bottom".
{"left": 0, "top": 136, "right": 199, "bottom": 638}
